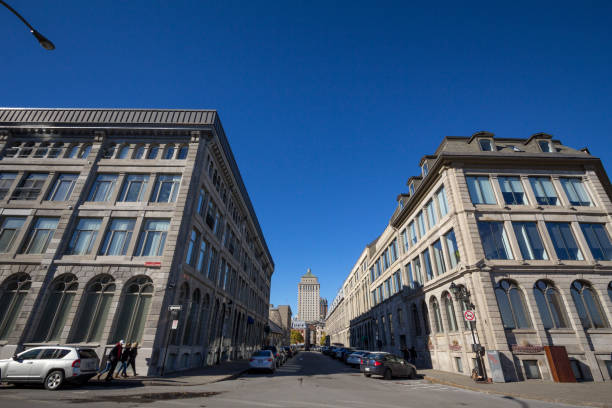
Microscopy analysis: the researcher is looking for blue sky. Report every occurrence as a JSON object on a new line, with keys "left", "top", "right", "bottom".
{"left": 2, "top": 1, "right": 612, "bottom": 314}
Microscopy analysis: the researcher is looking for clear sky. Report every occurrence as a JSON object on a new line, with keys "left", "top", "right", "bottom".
{"left": 2, "top": 1, "right": 611, "bottom": 314}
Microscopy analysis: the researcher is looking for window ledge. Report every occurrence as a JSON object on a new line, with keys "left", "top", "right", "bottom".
{"left": 506, "top": 329, "right": 537, "bottom": 334}
{"left": 546, "top": 329, "right": 575, "bottom": 334}
{"left": 586, "top": 328, "right": 612, "bottom": 334}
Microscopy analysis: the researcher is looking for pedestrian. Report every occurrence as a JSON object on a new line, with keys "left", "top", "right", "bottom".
{"left": 116, "top": 343, "right": 131, "bottom": 378}
{"left": 409, "top": 346, "right": 417, "bottom": 365}
{"left": 104, "top": 340, "right": 124, "bottom": 382}
{"left": 96, "top": 358, "right": 112, "bottom": 380}
{"left": 128, "top": 342, "right": 139, "bottom": 376}
{"left": 401, "top": 347, "right": 410, "bottom": 362}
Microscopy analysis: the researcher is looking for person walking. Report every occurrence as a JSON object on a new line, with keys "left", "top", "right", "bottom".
{"left": 116, "top": 343, "right": 131, "bottom": 378}
{"left": 104, "top": 340, "right": 124, "bottom": 382}
{"left": 128, "top": 342, "right": 139, "bottom": 376}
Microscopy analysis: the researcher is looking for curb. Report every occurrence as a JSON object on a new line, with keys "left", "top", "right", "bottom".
{"left": 423, "top": 375, "right": 611, "bottom": 408}
{"left": 93, "top": 368, "right": 250, "bottom": 388}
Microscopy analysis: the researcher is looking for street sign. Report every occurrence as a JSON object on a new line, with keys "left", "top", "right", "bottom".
{"left": 171, "top": 319, "right": 179, "bottom": 330}
{"left": 169, "top": 305, "right": 182, "bottom": 312}
{"left": 464, "top": 310, "right": 476, "bottom": 321}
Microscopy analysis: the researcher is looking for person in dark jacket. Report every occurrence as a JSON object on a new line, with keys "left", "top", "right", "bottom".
{"left": 116, "top": 343, "right": 132, "bottom": 378}
{"left": 105, "top": 340, "right": 124, "bottom": 382}
{"left": 128, "top": 342, "right": 139, "bottom": 376}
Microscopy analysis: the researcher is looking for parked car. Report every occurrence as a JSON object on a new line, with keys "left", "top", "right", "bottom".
{"left": 358, "top": 352, "right": 372, "bottom": 373}
{"left": 262, "top": 346, "right": 282, "bottom": 367}
{"left": 341, "top": 348, "right": 356, "bottom": 363}
{"left": 362, "top": 352, "right": 416, "bottom": 380}
{"left": 0, "top": 346, "right": 99, "bottom": 390}
{"left": 249, "top": 350, "right": 275, "bottom": 373}
{"left": 346, "top": 351, "right": 369, "bottom": 368}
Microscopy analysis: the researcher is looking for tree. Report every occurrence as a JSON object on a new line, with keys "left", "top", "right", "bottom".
{"left": 291, "top": 329, "right": 304, "bottom": 344}
{"left": 320, "top": 332, "right": 327, "bottom": 346}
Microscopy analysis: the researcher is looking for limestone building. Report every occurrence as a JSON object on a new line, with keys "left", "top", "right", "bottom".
{"left": 326, "top": 132, "right": 612, "bottom": 382}
{"left": 319, "top": 297, "right": 328, "bottom": 320}
{"left": 0, "top": 108, "right": 274, "bottom": 375}
{"left": 297, "top": 268, "right": 320, "bottom": 322}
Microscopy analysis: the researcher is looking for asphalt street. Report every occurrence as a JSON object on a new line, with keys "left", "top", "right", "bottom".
{"left": 0, "top": 351, "right": 585, "bottom": 408}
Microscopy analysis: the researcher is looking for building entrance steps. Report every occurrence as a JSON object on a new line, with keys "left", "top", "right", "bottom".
{"left": 421, "top": 369, "right": 612, "bottom": 408}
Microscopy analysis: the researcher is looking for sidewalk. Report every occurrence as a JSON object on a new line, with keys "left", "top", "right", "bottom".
{"left": 92, "top": 359, "right": 251, "bottom": 387}
{"left": 421, "top": 369, "right": 612, "bottom": 408}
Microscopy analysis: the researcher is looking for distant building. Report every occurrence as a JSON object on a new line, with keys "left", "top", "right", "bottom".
{"left": 319, "top": 297, "right": 328, "bottom": 320}
{"left": 269, "top": 304, "right": 292, "bottom": 345}
{"left": 297, "top": 268, "right": 320, "bottom": 322}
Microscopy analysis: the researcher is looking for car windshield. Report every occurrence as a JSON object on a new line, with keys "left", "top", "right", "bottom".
{"left": 253, "top": 351, "right": 272, "bottom": 357}
{"left": 78, "top": 349, "right": 98, "bottom": 359}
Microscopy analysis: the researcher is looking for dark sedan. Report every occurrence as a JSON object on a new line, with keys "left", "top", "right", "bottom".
{"left": 362, "top": 352, "right": 416, "bottom": 380}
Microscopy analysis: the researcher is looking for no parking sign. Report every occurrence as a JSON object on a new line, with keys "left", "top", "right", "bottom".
{"left": 464, "top": 310, "right": 476, "bottom": 321}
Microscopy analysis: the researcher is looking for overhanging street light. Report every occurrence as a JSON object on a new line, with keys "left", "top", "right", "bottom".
{"left": 0, "top": 0, "right": 55, "bottom": 50}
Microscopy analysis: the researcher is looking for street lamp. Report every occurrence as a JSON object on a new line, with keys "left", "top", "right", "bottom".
{"left": 0, "top": 0, "right": 55, "bottom": 50}
{"left": 449, "top": 282, "right": 488, "bottom": 382}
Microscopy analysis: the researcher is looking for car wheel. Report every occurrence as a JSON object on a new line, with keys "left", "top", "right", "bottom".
{"left": 383, "top": 369, "right": 392, "bottom": 380}
{"left": 44, "top": 370, "right": 64, "bottom": 391}
{"left": 364, "top": 373, "right": 371, "bottom": 377}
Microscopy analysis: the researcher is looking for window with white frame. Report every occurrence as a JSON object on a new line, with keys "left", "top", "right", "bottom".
{"left": 417, "top": 211, "right": 427, "bottom": 236}
{"left": 466, "top": 176, "right": 496, "bottom": 204}
{"left": 546, "top": 222, "right": 583, "bottom": 261}
{"left": 436, "top": 186, "right": 449, "bottom": 217}
{"left": 20, "top": 217, "right": 59, "bottom": 254}
{"left": 0, "top": 217, "right": 26, "bottom": 253}
{"left": 0, "top": 173, "right": 17, "bottom": 199}
{"left": 479, "top": 139, "right": 494, "bottom": 151}
{"left": 119, "top": 174, "right": 149, "bottom": 202}
{"left": 580, "top": 223, "right": 612, "bottom": 261}
{"left": 512, "top": 222, "right": 548, "bottom": 260}
{"left": 560, "top": 178, "right": 591, "bottom": 206}
{"left": 423, "top": 248, "right": 434, "bottom": 280}
{"left": 426, "top": 200, "right": 437, "bottom": 228}
{"left": 478, "top": 221, "right": 513, "bottom": 260}
{"left": 46, "top": 174, "right": 78, "bottom": 201}
{"left": 66, "top": 218, "right": 102, "bottom": 255}
{"left": 529, "top": 177, "right": 558, "bottom": 206}
{"left": 87, "top": 174, "right": 118, "bottom": 202}
{"left": 99, "top": 218, "right": 135, "bottom": 256}
{"left": 135, "top": 219, "right": 170, "bottom": 256}
{"left": 538, "top": 141, "right": 552, "bottom": 152}
{"left": 432, "top": 239, "right": 446, "bottom": 275}
{"left": 444, "top": 229, "right": 460, "bottom": 268}
{"left": 401, "top": 229, "right": 409, "bottom": 252}
{"left": 151, "top": 174, "right": 181, "bottom": 203}
{"left": 498, "top": 176, "right": 527, "bottom": 205}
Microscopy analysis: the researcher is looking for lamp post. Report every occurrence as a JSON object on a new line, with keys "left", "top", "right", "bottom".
{"left": 0, "top": 0, "right": 55, "bottom": 50}
{"left": 449, "top": 282, "right": 488, "bottom": 382}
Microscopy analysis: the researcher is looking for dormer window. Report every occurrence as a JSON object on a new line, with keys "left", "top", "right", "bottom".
{"left": 539, "top": 141, "right": 552, "bottom": 152}
{"left": 422, "top": 163, "right": 429, "bottom": 177}
{"left": 409, "top": 183, "right": 415, "bottom": 196}
{"left": 479, "top": 139, "right": 494, "bottom": 151}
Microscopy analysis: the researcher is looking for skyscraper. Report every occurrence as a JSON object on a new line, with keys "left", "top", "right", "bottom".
{"left": 297, "top": 268, "right": 320, "bottom": 322}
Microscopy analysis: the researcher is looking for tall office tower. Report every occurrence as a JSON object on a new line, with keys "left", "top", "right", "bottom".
{"left": 319, "top": 297, "right": 328, "bottom": 320}
{"left": 297, "top": 268, "right": 320, "bottom": 322}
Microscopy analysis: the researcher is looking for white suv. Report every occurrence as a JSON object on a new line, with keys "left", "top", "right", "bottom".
{"left": 0, "top": 346, "right": 99, "bottom": 390}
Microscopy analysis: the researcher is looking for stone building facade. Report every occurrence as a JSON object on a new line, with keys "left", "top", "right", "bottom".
{"left": 0, "top": 108, "right": 274, "bottom": 375}
{"left": 326, "top": 132, "right": 612, "bottom": 382}
{"left": 297, "top": 269, "right": 320, "bottom": 322}
{"left": 269, "top": 304, "right": 292, "bottom": 345}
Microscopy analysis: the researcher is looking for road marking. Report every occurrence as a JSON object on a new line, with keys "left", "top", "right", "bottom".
{"left": 214, "top": 398, "right": 285, "bottom": 407}
{"left": 339, "top": 400, "right": 407, "bottom": 408}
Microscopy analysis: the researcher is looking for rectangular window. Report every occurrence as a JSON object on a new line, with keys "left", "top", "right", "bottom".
{"left": 436, "top": 186, "right": 449, "bottom": 217}
{"left": 498, "top": 176, "right": 527, "bottom": 205}
{"left": 0, "top": 173, "right": 17, "bottom": 199}
{"left": 390, "top": 239, "right": 398, "bottom": 262}
{"left": 46, "top": 174, "right": 78, "bottom": 201}
{"left": 513, "top": 222, "right": 548, "bottom": 260}
{"left": 401, "top": 229, "right": 409, "bottom": 252}
{"left": 432, "top": 239, "right": 446, "bottom": 275}
{"left": 99, "top": 218, "right": 135, "bottom": 256}
{"left": 417, "top": 211, "right": 427, "bottom": 236}
{"left": 409, "top": 221, "right": 417, "bottom": 245}
{"left": 12, "top": 173, "right": 48, "bottom": 200}
{"left": 207, "top": 247, "right": 218, "bottom": 281}
{"left": 455, "top": 357, "right": 463, "bottom": 373}
{"left": 67, "top": 218, "right": 102, "bottom": 255}
{"left": 478, "top": 221, "right": 513, "bottom": 260}
{"left": 197, "top": 188, "right": 208, "bottom": 218}
{"left": 384, "top": 278, "right": 391, "bottom": 299}
{"left": 369, "top": 267, "right": 375, "bottom": 283}
{"left": 383, "top": 249, "right": 390, "bottom": 270}
{"left": 135, "top": 219, "right": 170, "bottom": 256}
{"left": 377, "top": 286, "right": 383, "bottom": 303}
{"left": 413, "top": 257, "right": 423, "bottom": 286}
{"left": 185, "top": 228, "right": 200, "bottom": 266}
{"left": 539, "top": 141, "right": 551, "bottom": 152}
{"left": 196, "top": 239, "right": 208, "bottom": 274}
{"left": 560, "top": 178, "right": 591, "bottom": 206}
{"left": 151, "top": 174, "right": 181, "bottom": 203}
{"left": 546, "top": 222, "right": 583, "bottom": 261}
{"left": 444, "top": 229, "right": 460, "bottom": 268}
{"left": 529, "top": 177, "right": 558, "bottom": 206}
{"left": 407, "top": 263, "right": 415, "bottom": 288}
{"left": 87, "top": 174, "right": 118, "bottom": 202}
{"left": 479, "top": 139, "right": 493, "bottom": 151}
{"left": 523, "top": 360, "right": 542, "bottom": 379}
{"left": 0, "top": 217, "right": 26, "bottom": 253}
{"left": 426, "top": 200, "right": 437, "bottom": 228}
{"left": 466, "top": 176, "right": 496, "bottom": 204}
{"left": 118, "top": 174, "right": 149, "bottom": 202}
{"left": 423, "top": 248, "right": 434, "bottom": 280}
{"left": 580, "top": 223, "right": 612, "bottom": 261}
{"left": 375, "top": 259, "right": 382, "bottom": 278}
{"left": 371, "top": 290, "right": 377, "bottom": 305}
{"left": 21, "top": 217, "right": 59, "bottom": 254}
{"left": 393, "top": 270, "right": 403, "bottom": 292}
{"left": 422, "top": 163, "right": 429, "bottom": 176}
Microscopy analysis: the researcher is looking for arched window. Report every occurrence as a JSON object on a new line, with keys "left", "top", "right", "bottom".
{"left": 443, "top": 292, "right": 458, "bottom": 331}
{"left": 71, "top": 275, "right": 115, "bottom": 342}
{"left": 146, "top": 144, "right": 159, "bottom": 159}
{"left": 533, "top": 280, "right": 569, "bottom": 329}
{"left": 421, "top": 301, "right": 431, "bottom": 335}
{"left": 79, "top": 144, "right": 92, "bottom": 159}
{"left": 33, "top": 274, "right": 78, "bottom": 342}
{"left": 112, "top": 276, "right": 154, "bottom": 343}
{"left": 0, "top": 273, "right": 31, "bottom": 340}
{"left": 195, "top": 293, "right": 210, "bottom": 345}
{"left": 102, "top": 144, "right": 116, "bottom": 159}
{"left": 495, "top": 279, "right": 532, "bottom": 329}
{"left": 430, "top": 297, "right": 444, "bottom": 333}
{"left": 183, "top": 289, "right": 200, "bottom": 345}
{"left": 571, "top": 280, "right": 609, "bottom": 329}
{"left": 177, "top": 145, "right": 188, "bottom": 160}
{"left": 162, "top": 144, "right": 175, "bottom": 160}
{"left": 171, "top": 282, "right": 189, "bottom": 345}
{"left": 116, "top": 145, "right": 130, "bottom": 159}
{"left": 133, "top": 145, "right": 145, "bottom": 159}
